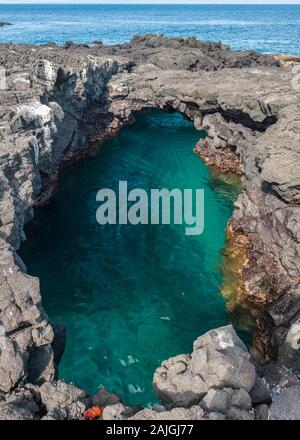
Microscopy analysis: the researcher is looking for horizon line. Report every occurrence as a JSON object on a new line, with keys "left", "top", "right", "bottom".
{"left": 1, "top": 3, "right": 300, "bottom": 5}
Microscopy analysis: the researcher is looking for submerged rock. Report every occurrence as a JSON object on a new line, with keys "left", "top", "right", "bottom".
{"left": 259, "top": 362, "right": 300, "bottom": 394}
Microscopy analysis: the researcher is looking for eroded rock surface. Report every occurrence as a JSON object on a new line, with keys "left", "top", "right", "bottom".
{"left": 151, "top": 326, "right": 259, "bottom": 420}
{"left": 153, "top": 326, "right": 256, "bottom": 408}
{"left": 39, "top": 380, "right": 86, "bottom": 420}
{"left": 99, "top": 326, "right": 291, "bottom": 420}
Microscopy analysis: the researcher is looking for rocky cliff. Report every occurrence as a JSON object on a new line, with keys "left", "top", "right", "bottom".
{"left": 0, "top": 36, "right": 299, "bottom": 419}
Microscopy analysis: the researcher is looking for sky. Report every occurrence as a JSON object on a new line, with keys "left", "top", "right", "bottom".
{"left": 0, "top": 0, "right": 299, "bottom": 4}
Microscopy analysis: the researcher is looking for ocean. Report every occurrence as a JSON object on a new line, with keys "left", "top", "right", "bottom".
{"left": 0, "top": 4, "right": 299, "bottom": 55}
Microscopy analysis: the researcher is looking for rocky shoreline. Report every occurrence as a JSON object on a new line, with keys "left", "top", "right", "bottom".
{"left": 0, "top": 35, "right": 300, "bottom": 420}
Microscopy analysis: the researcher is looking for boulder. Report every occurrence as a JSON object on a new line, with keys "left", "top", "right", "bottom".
{"left": 207, "top": 412, "right": 226, "bottom": 420}
{"left": 0, "top": 272, "right": 46, "bottom": 334}
{"left": 102, "top": 403, "right": 132, "bottom": 420}
{"left": 153, "top": 326, "right": 256, "bottom": 412}
{"left": 88, "top": 387, "right": 121, "bottom": 408}
{"left": 200, "top": 387, "right": 252, "bottom": 417}
{"left": 255, "top": 404, "right": 269, "bottom": 420}
{"left": 39, "top": 380, "right": 86, "bottom": 420}
{"left": 51, "top": 324, "right": 66, "bottom": 377}
{"left": 0, "top": 35, "right": 299, "bottom": 420}
{"left": 0, "top": 338, "right": 25, "bottom": 393}
{"left": 249, "top": 374, "right": 270, "bottom": 405}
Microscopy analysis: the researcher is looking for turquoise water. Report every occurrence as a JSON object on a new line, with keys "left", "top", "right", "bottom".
{"left": 20, "top": 110, "right": 238, "bottom": 406}
{"left": 0, "top": 4, "right": 299, "bottom": 55}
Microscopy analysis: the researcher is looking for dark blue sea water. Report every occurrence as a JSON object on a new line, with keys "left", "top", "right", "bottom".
{"left": 0, "top": 4, "right": 299, "bottom": 55}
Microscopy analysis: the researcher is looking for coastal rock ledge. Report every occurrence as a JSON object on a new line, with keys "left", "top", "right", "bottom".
{"left": 0, "top": 325, "right": 299, "bottom": 421}
{"left": 0, "top": 35, "right": 300, "bottom": 420}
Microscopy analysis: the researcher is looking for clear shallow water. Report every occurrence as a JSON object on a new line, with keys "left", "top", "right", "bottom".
{"left": 19, "top": 111, "right": 239, "bottom": 406}
{"left": 0, "top": 4, "right": 299, "bottom": 55}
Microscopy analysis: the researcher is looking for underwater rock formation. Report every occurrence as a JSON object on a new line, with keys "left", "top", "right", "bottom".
{"left": 0, "top": 35, "right": 300, "bottom": 419}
